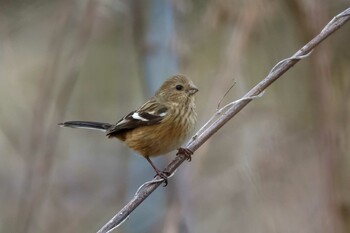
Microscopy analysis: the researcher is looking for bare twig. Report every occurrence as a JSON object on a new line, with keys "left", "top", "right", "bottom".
{"left": 96, "top": 8, "right": 350, "bottom": 233}
{"left": 189, "top": 91, "right": 265, "bottom": 147}
{"left": 217, "top": 80, "right": 237, "bottom": 110}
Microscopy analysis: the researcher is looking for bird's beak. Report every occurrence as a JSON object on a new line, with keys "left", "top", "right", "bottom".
{"left": 188, "top": 85, "right": 199, "bottom": 95}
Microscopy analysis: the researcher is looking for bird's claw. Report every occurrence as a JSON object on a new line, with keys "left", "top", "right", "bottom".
{"left": 154, "top": 170, "right": 171, "bottom": 186}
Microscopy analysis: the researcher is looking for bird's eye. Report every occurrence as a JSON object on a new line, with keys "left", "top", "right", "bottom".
{"left": 175, "top": 85, "right": 184, "bottom": 91}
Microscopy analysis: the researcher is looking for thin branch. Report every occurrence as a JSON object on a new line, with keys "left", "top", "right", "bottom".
{"left": 96, "top": 7, "right": 350, "bottom": 233}
{"left": 217, "top": 80, "right": 237, "bottom": 110}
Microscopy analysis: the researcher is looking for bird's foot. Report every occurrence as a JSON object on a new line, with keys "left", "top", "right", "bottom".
{"left": 176, "top": 147, "right": 193, "bottom": 162}
{"left": 154, "top": 170, "right": 171, "bottom": 186}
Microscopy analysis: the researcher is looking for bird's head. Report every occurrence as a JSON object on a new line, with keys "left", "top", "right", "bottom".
{"left": 155, "top": 74, "right": 198, "bottom": 105}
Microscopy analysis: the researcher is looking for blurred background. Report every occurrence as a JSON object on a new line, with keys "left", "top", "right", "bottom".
{"left": 1, "top": 0, "right": 350, "bottom": 233}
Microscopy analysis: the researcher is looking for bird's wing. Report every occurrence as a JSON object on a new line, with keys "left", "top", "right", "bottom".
{"left": 106, "top": 98, "right": 168, "bottom": 136}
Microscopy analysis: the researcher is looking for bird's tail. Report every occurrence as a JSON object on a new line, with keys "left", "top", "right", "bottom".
{"left": 58, "top": 121, "right": 113, "bottom": 132}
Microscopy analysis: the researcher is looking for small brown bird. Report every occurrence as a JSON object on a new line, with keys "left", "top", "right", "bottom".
{"left": 59, "top": 74, "right": 198, "bottom": 183}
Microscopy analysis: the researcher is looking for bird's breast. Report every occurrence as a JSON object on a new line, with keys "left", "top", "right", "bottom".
{"left": 123, "top": 105, "right": 196, "bottom": 157}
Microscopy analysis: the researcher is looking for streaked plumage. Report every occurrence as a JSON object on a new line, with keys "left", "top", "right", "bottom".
{"left": 59, "top": 74, "right": 198, "bottom": 182}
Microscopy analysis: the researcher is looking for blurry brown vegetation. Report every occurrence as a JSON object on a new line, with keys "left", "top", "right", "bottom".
{"left": 0, "top": 0, "right": 350, "bottom": 233}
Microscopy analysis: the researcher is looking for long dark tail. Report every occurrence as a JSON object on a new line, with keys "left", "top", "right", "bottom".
{"left": 58, "top": 121, "right": 113, "bottom": 132}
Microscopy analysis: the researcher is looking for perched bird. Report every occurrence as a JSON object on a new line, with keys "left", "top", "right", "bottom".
{"left": 59, "top": 74, "right": 198, "bottom": 183}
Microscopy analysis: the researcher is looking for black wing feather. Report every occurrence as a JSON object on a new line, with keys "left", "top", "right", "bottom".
{"left": 106, "top": 100, "right": 168, "bottom": 137}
